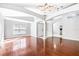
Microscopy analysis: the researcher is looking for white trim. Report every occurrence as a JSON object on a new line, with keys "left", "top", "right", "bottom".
{"left": 33, "top": 34, "right": 79, "bottom": 41}
{"left": 5, "top": 17, "right": 33, "bottom": 23}
{"left": 53, "top": 34, "right": 79, "bottom": 41}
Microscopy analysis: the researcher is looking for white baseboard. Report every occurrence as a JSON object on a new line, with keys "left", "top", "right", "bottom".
{"left": 31, "top": 35, "right": 79, "bottom": 41}
{"left": 52, "top": 34, "right": 79, "bottom": 41}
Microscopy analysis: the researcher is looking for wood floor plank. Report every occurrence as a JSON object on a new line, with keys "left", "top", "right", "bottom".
{"left": 0, "top": 36, "right": 79, "bottom": 56}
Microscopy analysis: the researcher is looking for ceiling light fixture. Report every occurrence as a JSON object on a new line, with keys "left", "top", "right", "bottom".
{"left": 38, "top": 3, "right": 56, "bottom": 13}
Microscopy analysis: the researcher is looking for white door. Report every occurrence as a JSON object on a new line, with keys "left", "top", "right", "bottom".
{"left": 37, "top": 22, "right": 44, "bottom": 38}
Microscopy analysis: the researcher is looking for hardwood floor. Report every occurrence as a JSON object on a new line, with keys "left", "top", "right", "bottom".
{"left": 0, "top": 36, "right": 79, "bottom": 56}
{"left": 45, "top": 37, "right": 79, "bottom": 56}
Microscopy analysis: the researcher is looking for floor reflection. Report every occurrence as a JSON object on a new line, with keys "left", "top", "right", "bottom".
{"left": 36, "top": 37, "right": 45, "bottom": 56}
{"left": 0, "top": 36, "right": 79, "bottom": 56}
{"left": 45, "top": 37, "right": 79, "bottom": 56}
{"left": 59, "top": 37, "right": 63, "bottom": 47}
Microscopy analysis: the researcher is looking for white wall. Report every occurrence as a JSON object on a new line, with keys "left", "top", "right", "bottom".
{"left": 47, "top": 21, "right": 53, "bottom": 37}
{"left": 53, "top": 22, "right": 60, "bottom": 36}
{"left": 0, "top": 13, "right": 4, "bottom": 47}
{"left": 4, "top": 20, "right": 31, "bottom": 38}
{"left": 52, "top": 12, "right": 79, "bottom": 41}
{"left": 62, "top": 16, "right": 79, "bottom": 41}
{"left": 31, "top": 22, "right": 36, "bottom": 37}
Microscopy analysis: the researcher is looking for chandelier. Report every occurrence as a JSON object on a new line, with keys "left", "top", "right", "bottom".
{"left": 38, "top": 3, "right": 56, "bottom": 13}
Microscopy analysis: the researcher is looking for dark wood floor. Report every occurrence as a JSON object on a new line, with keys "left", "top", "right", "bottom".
{"left": 0, "top": 36, "right": 79, "bottom": 56}
{"left": 45, "top": 37, "right": 79, "bottom": 56}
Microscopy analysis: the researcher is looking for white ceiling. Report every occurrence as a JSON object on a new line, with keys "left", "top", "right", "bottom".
{"left": 0, "top": 0, "right": 79, "bottom": 3}
{"left": 0, "top": 3, "right": 76, "bottom": 15}
{"left": 0, "top": 0, "right": 71, "bottom": 3}
{"left": 0, "top": 3, "right": 78, "bottom": 22}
